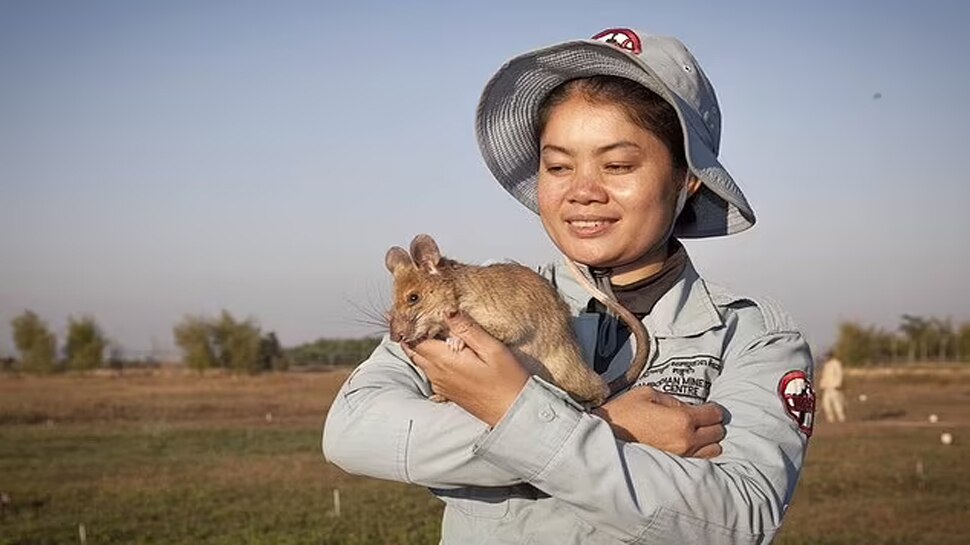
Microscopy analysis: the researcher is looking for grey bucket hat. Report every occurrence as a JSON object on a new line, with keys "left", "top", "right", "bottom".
{"left": 475, "top": 28, "right": 755, "bottom": 238}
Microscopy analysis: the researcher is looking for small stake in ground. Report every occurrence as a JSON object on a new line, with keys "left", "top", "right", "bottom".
{"left": 332, "top": 489, "right": 342, "bottom": 518}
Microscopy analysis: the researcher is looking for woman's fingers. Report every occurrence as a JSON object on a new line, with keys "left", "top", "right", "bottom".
{"left": 401, "top": 342, "right": 432, "bottom": 371}
{"left": 693, "top": 422, "right": 726, "bottom": 446}
{"left": 408, "top": 338, "right": 462, "bottom": 365}
{"left": 444, "top": 313, "right": 504, "bottom": 356}
{"left": 404, "top": 340, "right": 462, "bottom": 376}
{"left": 689, "top": 403, "right": 725, "bottom": 428}
{"left": 691, "top": 443, "right": 723, "bottom": 459}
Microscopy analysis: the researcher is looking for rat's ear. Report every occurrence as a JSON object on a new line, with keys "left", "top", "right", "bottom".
{"left": 385, "top": 246, "right": 412, "bottom": 274}
{"left": 410, "top": 234, "right": 441, "bottom": 274}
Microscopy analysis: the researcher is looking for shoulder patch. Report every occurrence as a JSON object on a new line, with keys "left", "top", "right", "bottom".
{"left": 779, "top": 370, "right": 815, "bottom": 436}
{"left": 706, "top": 282, "right": 799, "bottom": 334}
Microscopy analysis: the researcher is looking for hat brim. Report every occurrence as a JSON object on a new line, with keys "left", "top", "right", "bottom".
{"left": 475, "top": 39, "right": 755, "bottom": 238}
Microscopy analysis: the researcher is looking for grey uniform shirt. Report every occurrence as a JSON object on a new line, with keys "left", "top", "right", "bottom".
{"left": 322, "top": 256, "right": 815, "bottom": 544}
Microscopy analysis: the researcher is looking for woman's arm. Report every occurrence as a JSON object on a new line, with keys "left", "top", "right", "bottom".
{"left": 323, "top": 333, "right": 721, "bottom": 491}
{"left": 321, "top": 337, "right": 522, "bottom": 488}
{"left": 412, "top": 306, "right": 813, "bottom": 544}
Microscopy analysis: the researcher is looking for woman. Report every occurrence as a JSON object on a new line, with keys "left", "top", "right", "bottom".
{"left": 323, "top": 28, "right": 814, "bottom": 544}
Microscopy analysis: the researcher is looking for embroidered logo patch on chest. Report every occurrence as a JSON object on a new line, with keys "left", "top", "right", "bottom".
{"left": 779, "top": 370, "right": 815, "bottom": 437}
{"left": 641, "top": 355, "right": 723, "bottom": 402}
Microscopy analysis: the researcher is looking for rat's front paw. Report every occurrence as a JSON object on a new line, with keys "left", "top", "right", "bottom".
{"left": 429, "top": 393, "right": 448, "bottom": 403}
{"left": 445, "top": 336, "right": 465, "bottom": 353}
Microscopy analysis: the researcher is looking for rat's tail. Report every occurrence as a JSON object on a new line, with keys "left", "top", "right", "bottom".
{"left": 564, "top": 259, "right": 650, "bottom": 397}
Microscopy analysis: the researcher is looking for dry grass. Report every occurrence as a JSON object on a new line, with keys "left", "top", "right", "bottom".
{"left": 0, "top": 370, "right": 343, "bottom": 427}
{"left": 0, "top": 367, "right": 968, "bottom": 544}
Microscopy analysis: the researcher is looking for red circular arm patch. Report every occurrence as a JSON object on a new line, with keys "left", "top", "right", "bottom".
{"left": 779, "top": 370, "right": 815, "bottom": 437}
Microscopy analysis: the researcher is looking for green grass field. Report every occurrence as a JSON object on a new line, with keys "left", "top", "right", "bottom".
{"left": 1, "top": 367, "right": 968, "bottom": 544}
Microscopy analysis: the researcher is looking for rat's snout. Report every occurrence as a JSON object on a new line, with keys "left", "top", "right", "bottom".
{"left": 387, "top": 312, "right": 410, "bottom": 343}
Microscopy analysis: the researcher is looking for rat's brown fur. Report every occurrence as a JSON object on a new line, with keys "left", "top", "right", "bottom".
{"left": 386, "top": 234, "right": 621, "bottom": 406}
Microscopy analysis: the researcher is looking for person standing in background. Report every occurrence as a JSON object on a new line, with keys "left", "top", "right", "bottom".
{"left": 819, "top": 352, "right": 846, "bottom": 423}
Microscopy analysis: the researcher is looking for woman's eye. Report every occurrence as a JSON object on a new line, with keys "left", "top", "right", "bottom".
{"left": 605, "top": 164, "right": 634, "bottom": 173}
{"left": 408, "top": 293, "right": 420, "bottom": 305}
{"left": 545, "top": 165, "right": 571, "bottom": 175}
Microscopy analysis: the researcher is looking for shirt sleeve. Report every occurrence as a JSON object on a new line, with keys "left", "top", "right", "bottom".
{"left": 473, "top": 324, "right": 814, "bottom": 544}
{"left": 321, "top": 337, "right": 522, "bottom": 488}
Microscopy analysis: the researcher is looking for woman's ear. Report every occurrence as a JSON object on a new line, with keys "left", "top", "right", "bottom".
{"left": 686, "top": 175, "right": 703, "bottom": 196}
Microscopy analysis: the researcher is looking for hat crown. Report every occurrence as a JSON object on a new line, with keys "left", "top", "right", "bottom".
{"left": 618, "top": 31, "right": 722, "bottom": 154}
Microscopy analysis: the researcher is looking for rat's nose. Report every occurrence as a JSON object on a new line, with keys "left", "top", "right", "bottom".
{"left": 388, "top": 321, "right": 404, "bottom": 342}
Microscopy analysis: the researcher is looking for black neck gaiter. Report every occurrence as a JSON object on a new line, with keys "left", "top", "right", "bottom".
{"left": 585, "top": 241, "right": 688, "bottom": 373}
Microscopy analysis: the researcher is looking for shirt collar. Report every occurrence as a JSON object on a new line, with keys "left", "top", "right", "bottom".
{"left": 548, "top": 250, "right": 723, "bottom": 339}
{"left": 643, "top": 257, "right": 723, "bottom": 338}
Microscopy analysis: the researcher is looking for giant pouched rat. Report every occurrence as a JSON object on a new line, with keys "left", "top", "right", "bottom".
{"left": 384, "top": 234, "right": 649, "bottom": 407}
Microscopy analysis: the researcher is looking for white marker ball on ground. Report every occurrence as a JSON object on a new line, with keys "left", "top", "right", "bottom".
{"left": 941, "top": 432, "right": 953, "bottom": 445}
{"left": 929, "top": 414, "right": 939, "bottom": 423}
{"left": 858, "top": 394, "right": 868, "bottom": 402}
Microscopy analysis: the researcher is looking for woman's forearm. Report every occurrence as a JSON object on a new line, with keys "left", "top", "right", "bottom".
{"left": 322, "top": 338, "right": 523, "bottom": 488}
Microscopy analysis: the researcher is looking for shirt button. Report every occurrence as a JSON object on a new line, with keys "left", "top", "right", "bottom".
{"left": 539, "top": 406, "right": 557, "bottom": 422}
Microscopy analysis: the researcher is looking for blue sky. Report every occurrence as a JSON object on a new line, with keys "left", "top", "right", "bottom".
{"left": 2, "top": 0, "right": 969, "bottom": 358}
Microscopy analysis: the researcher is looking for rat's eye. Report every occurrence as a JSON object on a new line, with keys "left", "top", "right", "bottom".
{"left": 407, "top": 293, "right": 420, "bottom": 305}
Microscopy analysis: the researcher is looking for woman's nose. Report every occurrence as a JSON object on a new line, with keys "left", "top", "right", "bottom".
{"left": 567, "top": 167, "right": 608, "bottom": 204}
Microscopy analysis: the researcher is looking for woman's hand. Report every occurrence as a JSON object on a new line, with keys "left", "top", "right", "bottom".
{"left": 593, "top": 387, "right": 725, "bottom": 458}
{"left": 402, "top": 313, "right": 530, "bottom": 427}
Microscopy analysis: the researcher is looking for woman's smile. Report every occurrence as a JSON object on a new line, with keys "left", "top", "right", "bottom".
{"left": 565, "top": 216, "right": 618, "bottom": 237}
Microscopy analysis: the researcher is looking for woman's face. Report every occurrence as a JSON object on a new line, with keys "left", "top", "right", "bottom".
{"left": 537, "top": 93, "right": 687, "bottom": 279}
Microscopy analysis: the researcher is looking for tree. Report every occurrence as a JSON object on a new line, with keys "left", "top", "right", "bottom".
{"left": 174, "top": 315, "right": 219, "bottom": 371}
{"left": 11, "top": 310, "right": 57, "bottom": 373}
{"left": 834, "top": 321, "right": 872, "bottom": 366}
{"left": 899, "top": 314, "right": 930, "bottom": 362}
{"left": 173, "top": 311, "right": 272, "bottom": 373}
{"left": 869, "top": 327, "right": 899, "bottom": 365}
{"left": 64, "top": 315, "right": 107, "bottom": 371}
{"left": 213, "top": 311, "right": 262, "bottom": 372}
{"left": 259, "top": 331, "right": 290, "bottom": 371}
{"left": 958, "top": 322, "right": 970, "bottom": 362}
{"left": 929, "top": 318, "right": 954, "bottom": 362}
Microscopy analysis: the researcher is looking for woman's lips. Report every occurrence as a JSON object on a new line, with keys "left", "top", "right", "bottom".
{"left": 565, "top": 218, "right": 617, "bottom": 238}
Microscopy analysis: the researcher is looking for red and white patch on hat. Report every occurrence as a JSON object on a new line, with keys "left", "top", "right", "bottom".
{"left": 778, "top": 370, "right": 815, "bottom": 436}
{"left": 591, "top": 28, "right": 642, "bottom": 55}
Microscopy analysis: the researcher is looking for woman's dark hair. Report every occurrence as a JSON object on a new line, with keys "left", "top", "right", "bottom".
{"left": 536, "top": 76, "right": 688, "bottom": 173}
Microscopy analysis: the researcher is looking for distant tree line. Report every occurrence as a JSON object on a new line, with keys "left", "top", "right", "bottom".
{"left": 3, "top": 309, "right": 294, "bottom": 374}
{"left": 286, "top": 337, "right": 382, "bottom": 367}
{"left": 834, "top": 314, "right": 970, "bottom": 366}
